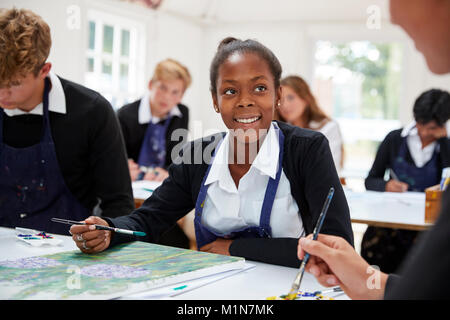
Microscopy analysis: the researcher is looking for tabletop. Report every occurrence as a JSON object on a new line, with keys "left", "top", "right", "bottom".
{"left": 346, "top": 190, "right": 432, "bottom": 231}
{"left": 0, "top": 227, "right": 348, "bottom": 300}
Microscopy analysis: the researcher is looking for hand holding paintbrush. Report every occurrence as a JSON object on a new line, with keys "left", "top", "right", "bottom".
{"left": 285, "top": 187, "right": 335, "bottom": 300}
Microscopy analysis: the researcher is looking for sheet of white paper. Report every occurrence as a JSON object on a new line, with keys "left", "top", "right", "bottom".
{"left": 132, "top": 180, "right": 163, "bottom": 199}
{"left": 122, "top": 263, "right": 255, "bottom": 300}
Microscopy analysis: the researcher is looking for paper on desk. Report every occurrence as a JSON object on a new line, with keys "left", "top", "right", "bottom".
{"left": 132, "top": 180, "right": 163, "bottom": 199}
{"left": 345, "top": 190, "right": 425, "bottom": 204}
{"left": 123, "top": 263, "right": 255, "bottom": 300}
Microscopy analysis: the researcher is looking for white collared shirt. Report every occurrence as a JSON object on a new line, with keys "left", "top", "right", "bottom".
{"left": 401, "top": 121, "right": 450, "bottom": 168}
{"left": 201, "top": 123, "right": 304, "bottom": 238}
{"left": 3, "top": 72, "right": 66, "bottom": 117}
{"left": 138, "top": 90, "right": 182, "bottom": 125}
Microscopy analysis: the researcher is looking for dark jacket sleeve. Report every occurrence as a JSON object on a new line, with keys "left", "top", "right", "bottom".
{"left": 437, "top": 136, "right": 450, "bottom": 168}
{"left": 116, "top": 107, "right": 132, "bottom": 158}
{"left": 384, "top": 189, "right": 450, "bottom": 299}
{"left": 385, "top": 273, "right": 401, "bottom": 295}
{"left": 105, "top": 155, "right": 195, "bottom": 246}
{"left": 230, "top": 132, "right": 353, "bottom": 268}
{"left": 365, "top": 131, "right": 396, "bottom": 191}
{"left": 88, "top": 95, "right": 135, "bottom": 218}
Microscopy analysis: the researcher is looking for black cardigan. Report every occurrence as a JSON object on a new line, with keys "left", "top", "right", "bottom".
{"left": 117, "top": 99, "right": 189, "bottom": 169}
{"left": 104, "top": 121, "right": 354, "bottom": 268}
{"left": 384, "top": 188, "right": 450, "bottom": 299}
{"left": 365, "top": 129, "right": 450, "bottom": 191}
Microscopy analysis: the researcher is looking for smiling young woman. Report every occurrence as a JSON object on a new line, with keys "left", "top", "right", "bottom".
{"left": 69, "top": 37, "right": 353, "bottom": 268}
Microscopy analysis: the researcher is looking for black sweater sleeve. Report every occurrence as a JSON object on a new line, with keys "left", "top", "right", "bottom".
{"left": 86, "top": 95, "right": 135, "bottom": 218}
{"left": 365, "top": 131, "right": 397, "bottom": 191}
{"left": 105, "top": 152, "right": 196, "bottom": 246}
{"left": 437, "top": 136, "right": 450, "bottom": 167}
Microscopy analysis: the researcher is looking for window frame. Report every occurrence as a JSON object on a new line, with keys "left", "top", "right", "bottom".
{"left": 85, "top": 9, "right": 146, "bottom": 109}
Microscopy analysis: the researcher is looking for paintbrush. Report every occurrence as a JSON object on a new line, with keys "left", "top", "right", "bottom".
{"left": 286, "top": 187, "right": 335, "bottom": 300}
{"left": 50, "top": 218, "right": 146, "bottom": 237}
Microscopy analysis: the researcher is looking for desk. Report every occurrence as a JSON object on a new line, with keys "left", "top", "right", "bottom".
{"left": 0, "top": 227, "right": 348, "bottom": 300}
{"left": 346, "top": 190, "right": 433, "bottom": 231}
{"left": 132, "top": 180, "right": 160, "bottom": 208}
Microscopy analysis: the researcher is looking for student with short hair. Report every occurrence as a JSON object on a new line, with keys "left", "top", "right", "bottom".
{"left": 69, "top": 37, "right": 353, "bottom": 268}
{"left": 117, "top": 59, "right": 191, "bottom": 182}
{"left": 116, "top": 58, "right": 191, "bottom": 249}
{"left": 362, "top": 88, "right": 450, "bottom": 274}
{"left": 0, "top": 8, "right": 134, "bottom": 235}
{"left": 365, "top": 88, "right": 450, "bottom": 193}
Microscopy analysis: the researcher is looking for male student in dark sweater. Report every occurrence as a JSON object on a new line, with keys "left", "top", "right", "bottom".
{"left": 0, "top": 8, "right": 134, "bottom": 236}
{"left": 296, "top": 0, "right": 450, "bottom": 299}
{"left": 116, "top": 59, "right": 192, "bottom": 249}
{"left": 365, "top": 88, "right": 450, "bottom": 193}
{"left": 117, "top": 59, "right": 191, "bottom": 182}
{"left": 361, "top": 88, "right": 450, "bottom": 274}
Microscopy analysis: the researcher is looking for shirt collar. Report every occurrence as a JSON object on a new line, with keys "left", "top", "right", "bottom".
{"left": 251, "top": 122, "right": 280, "bottom": 179}
{"left": 401, "top": 121, "right": 418, "bottom": 137}
{"left": 204, "top": 122, "right": 280, "bottom": 189}
{"left": 138, "top": 90, "right": 182, "bottom": 124}
{"left": 401, "top": 120, "right": 450, "bottom": 138}
{"left": 3, "top": 71, "right": 66, "bottom": 117}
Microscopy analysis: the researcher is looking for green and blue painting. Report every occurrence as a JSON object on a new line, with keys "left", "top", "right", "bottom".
{"left": 0, "top": 241, "right": 244, "bottom": 299}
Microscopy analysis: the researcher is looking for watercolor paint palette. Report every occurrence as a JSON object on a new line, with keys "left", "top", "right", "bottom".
{"left": 16, "top": 232, "right": 63, "bottom": 247}
{"left": 267, "top": 290, "right": 335, "bottom": 300}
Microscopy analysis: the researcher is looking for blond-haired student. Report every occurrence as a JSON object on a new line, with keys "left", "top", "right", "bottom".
{"left": 117, "top": 59, "right": 192, "bottom": 183}
{"left": 116, "top": 59, "right": 192, "bottom": 249}
{"left": 0, "top": 8, "right": 134, "bottom": 235}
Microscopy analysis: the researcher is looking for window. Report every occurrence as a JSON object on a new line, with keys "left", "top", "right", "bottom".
{"left": 312, "top": 41, "right": 404, "bottom": 177}
{"left": 85, "top": 10, "right": 145, "bottom": 109}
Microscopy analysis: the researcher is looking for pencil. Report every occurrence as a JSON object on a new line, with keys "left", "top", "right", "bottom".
{"left": 50, "top": 218, "right": 146, "bottom": 237}
{"left": 389, "top": 168, "right": 399, "bottom": 181}
{"left": 286, "top": 187, "right": 335, "bottom": 300}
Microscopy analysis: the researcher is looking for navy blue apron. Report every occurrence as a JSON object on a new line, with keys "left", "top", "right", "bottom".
{"left": 194, "top": 122, "right": 284, "bottom": 249}
{"left": 0, "top": 78, "right": 89, "bottom": 235}
{"left": 392, "top": 137, "right": 440, "bottom": 192}
{"left": 362, "top": 135, "right": 440, "bottom": 273}
{"left": 137, "top": 116, "right": 172, "bottom": 169}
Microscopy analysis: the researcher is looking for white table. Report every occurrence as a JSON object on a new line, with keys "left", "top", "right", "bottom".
{"left": 0, "top": 227, "right": 348, "bottom": 300}
{"left": 346, "top": 190, "right": 432, "bottom": 231}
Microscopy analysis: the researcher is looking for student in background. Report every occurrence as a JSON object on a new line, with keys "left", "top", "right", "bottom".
{"left": 0, "top": 8, "right": 134, "bottom": 235}
{"left": 275, "top": 75, "right": 344, "bottom": 173}
{"left": 117, "top": 59, "right": 191, "bottom": 182}
{"left": 365, "top": 89, "right": 450, "bottom": 192}
{"left": 117, "top": 58, "right": 191, "bottom": 249}
{"left": 297, "top": 0, "right": 450, "bottom": 299}
{"left": 362, "top": 88, "right": 450, "bottom": 273}
{"left": 69, "top": 37, "right": 353, "bottom": 268}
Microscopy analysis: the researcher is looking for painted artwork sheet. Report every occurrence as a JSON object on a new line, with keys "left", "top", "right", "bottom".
{"left": 0, "top": 241, "right": 245, "bottom": 299}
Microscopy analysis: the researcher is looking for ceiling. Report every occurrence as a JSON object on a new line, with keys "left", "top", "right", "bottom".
{"left": 158, "top": 0, "right": 391, "bottom": 24}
